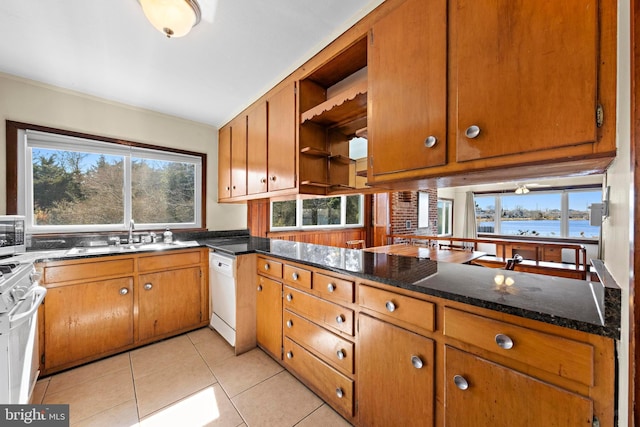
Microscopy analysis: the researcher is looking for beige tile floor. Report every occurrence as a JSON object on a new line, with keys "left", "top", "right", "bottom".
{"left": 31, "top": 327, "right": 352, "bottom": 427}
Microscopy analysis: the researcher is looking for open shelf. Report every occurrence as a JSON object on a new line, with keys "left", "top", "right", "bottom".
{"left": 300, "top": 78, "right": 367, "bottom": 127}
{"left": 329, "top": 154, "right": 355, "bottom": 165}
{"left": 301, "top": 146, "right": 331, "bottom": 157}
{"left": 300, "top": 180, "right": 333, "bottom": 188}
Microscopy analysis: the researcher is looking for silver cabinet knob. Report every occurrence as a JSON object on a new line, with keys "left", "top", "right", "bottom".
{"left": 465, "top": 125, "right": 481, "bottom": 139}
{"left": 144, "top": 283, "right": 153, "bottom": 290}
{"left": 286, "top": 293, "right": 293, "bottom": 302}
{"left": 335, "top": 314, "right": 345, "bottom": 324}
{"left": 286, "top": 351, "right": 293, "bottom": 359}
{"left": 453, "top": 375, "right": 469, "bottom": 390}
{"left": 495, "top": 333, "right": 514, "bottom": 350}
{"left": 119, "top": 288, "right": 129, "bottom": 295}
{"left": 385, "top": 301, "right": 396, "bottom": 312}
{"left": 264, "top": 263, "right": 270, "bottom": 271}
{"left": 336, "top": 349, "right": 345, "bottom": 360}
{"left": 225, "top": 186, "right": 230, "bottom": 191}
{"left": 269, "top": 176, "right": 277, "bottom": 182}
{"left": 232, "top": 185, "right": 236, "bottom": 190}
{"left": 286, "top": 319, "right": 293, "bottom": 328}
{"left": 336, "top": 388, "right": 344, "bottom": 399}
{"left": 292, "top": 272, "right": 299, "bottom": 280}
{"left": 260, "top": 177, "right": 266, "bottom": 183}
{"left": 411, "top": 355, "right": 424, "bottom": 369}
{"left": 327, "top": 283, "right": 336, "bottom": 293}
{"left": 257, "top": 285, "right": 263, "bottom": 292}
{"left": 424, "top": 136, "right": 437, "bottom": 148}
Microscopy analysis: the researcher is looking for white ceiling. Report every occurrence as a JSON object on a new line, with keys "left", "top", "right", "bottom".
{"left": 0, "top": 0, "right": 383, "bottom": 128}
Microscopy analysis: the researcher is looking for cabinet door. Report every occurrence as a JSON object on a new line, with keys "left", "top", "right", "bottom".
{"left": 368, "top": 0, "right": 447, "bottom": 176}
{"left": 217, "top": 125, "right": 231, "bottom": 200}
{"left": 44, "top": 277, "right": 134, "bottom": 370}
{"left": 454, "top": 0, "right": 598, "bottom": 162}
{"left": 267, "top": 82, "right": 297, "bottom": 192}
{"left": 247, "top": 101, "right": 268, "bottom": 195}
{"left": 256, "top": 275, "right": 283, "bottom": 359}
{"left": 138, "top": 267, "right": 202, "bottom": 341}
{"left": 444, "top": 346, "right": 593, "bottom": 427}
{"left": 230, "top": 115, "right": 247, "bottom": 197}
{"left": 358, "top": 314, "right": 434, "bottom": 426}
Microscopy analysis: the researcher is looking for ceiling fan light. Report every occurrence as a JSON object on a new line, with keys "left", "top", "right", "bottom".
{"left": 140, "top": 0, "right": 201, "bottom": 38}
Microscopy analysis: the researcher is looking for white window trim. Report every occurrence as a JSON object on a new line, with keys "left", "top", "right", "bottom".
{"left": 19, "top": 129, "right": 202, "bottom": 234}
{"left": 270, "top": 195, "right": 365, "bottom": 231}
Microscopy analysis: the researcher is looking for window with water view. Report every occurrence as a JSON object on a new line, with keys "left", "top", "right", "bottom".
{"left": 271, "top": 195, "right": 364, "bottom": 230}
{"left": 475, "top": 189, "right": 601, "bottom": 239}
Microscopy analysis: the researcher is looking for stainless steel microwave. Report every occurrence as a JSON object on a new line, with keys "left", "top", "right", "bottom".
{"left": 0, "top": 215, "right": 25, "bottom": 257}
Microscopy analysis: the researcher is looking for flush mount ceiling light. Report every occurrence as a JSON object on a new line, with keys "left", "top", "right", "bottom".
{"left": 515, "top": 184, "right": 530, "bottom": 194}
{"left": 139, "top": 0, "right": 201, "bottom": 38}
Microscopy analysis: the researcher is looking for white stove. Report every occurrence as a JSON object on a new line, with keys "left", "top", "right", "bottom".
{"left": 0, "top": 256, "right": 46, "bottom": 404}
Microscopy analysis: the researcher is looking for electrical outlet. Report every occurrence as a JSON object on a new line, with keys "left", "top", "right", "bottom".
{"left": 405, "top": 220, "right": 411, "bottom": 229}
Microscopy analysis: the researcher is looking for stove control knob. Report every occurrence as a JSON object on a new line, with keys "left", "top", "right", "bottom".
{"left": 11, "top": 286, "right": 28, "bottom": 300}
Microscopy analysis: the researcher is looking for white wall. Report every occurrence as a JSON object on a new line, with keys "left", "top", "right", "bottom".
{"left": 603, "top": 0, "right": 631, "bottom": 424}
{"left": 0, "top": 73, "right": 247, "bottom": 231}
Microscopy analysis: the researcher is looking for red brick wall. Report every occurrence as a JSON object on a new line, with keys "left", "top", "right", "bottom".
{"left": 390, "top": 189, "right": 438, "bottom": 235}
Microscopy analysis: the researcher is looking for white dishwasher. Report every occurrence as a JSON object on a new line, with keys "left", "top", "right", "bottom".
{"left": 209, "top": 251, "right": 237, "bottom": 346}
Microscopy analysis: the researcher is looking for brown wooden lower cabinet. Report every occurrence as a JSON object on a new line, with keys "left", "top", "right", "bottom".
{"left": 255, "top": 256, "right": 615, "bottom": 426}
{"left": 255, "top": 274, "right": 283, "bottom": 360}
{"left": 44, "top": 277, "right": 134, "bottom": 372}
{"left": 358, "top": 313, "right": 435, "bottom": 426}
{"left": 444, "top": 346, "right": 593, "bottom": 427}
{"left": 38, "top": 248, "right": 209, "bottom": 375}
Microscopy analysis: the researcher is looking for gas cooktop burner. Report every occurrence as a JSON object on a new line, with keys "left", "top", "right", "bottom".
{"left": 0, "top": 263, "right": 19, "bottom": 274}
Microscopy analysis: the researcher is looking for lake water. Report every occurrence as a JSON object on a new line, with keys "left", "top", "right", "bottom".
{"left": 477, "top": 219, "right": 599, "bottom": 239}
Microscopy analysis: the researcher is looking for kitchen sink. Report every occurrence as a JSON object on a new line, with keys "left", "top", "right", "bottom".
{"left": 65, "top": 240, "right": 200, "bottom": 256}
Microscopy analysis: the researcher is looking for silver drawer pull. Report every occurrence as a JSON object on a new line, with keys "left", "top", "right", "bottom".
{"left": 264, "top": 263, "right": 270, "bottom": 271}
{"left": 336, "top": 388, "right": 344, "bottom": 398}
{"left": 286, "top": 351, "right": 293, "bottom": 359}
{"left": 335, "top": 314, "right": 345, "bottom": 324}
{"left": 327, "top": 283, "right": 336, "bottom": 293}
{"left": 257, "top": 285, "right": 263, "bottom": 292}
{"left": 465, "top": 125, "right": 481, "bottom": 139}
{"left": 286, "top": 320, "right": 293, "bottom": 328}
{"left": 119, "top": 288, "right": 129, "bottom": 295}
{"left": 336, "top": 350, "right": 345, "bottom": 360}
{"left": 424, "top": 135, "right": 437, "bottom": 148}
{"left": 144, "top": 283, "right": 153, "bottom": 290}
{"left": 385, "top": 301, "right": 396, "bottom": 312}
{"left": 411, "top": 355, "right": 423, "bottom": 369}
{"left": 453, "top": 375, "right": 469, "bottom": 390}
{"left": 286, "top": 293, "right": 293, "bottom": 302}
{"left": 292, "top": 272, "right": 299, "bottom": 280}
{"left": 495, "top": 333, "right": 514, "bottom": 350}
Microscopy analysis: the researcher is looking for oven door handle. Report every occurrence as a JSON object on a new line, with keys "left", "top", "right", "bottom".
{"left": 9, "top": 286, "right": 47, "bottom": 328}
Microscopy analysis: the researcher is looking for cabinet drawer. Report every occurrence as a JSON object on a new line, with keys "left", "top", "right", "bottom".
{"left": 43, "top": 258, "right": 135, "bottom": 284}
{"left": 284, "top": 310, "right": 354, "bottom": 375}
{"left": 257, "top": 257, "right": 283, "bottom": 279}
{"left": 284, "top": 286, "right": 354, "bottom": 336}
{"left": 138, "top": 249, "right": 202, "bottom": 272}
{"left": 359, "top": 285, "right": 435, "bottom": 333}
{"left": 443, "top": 307, "right": 594, "bottom": 386}
{"left": 543, "top": 247, "right": 563, "bottom": 262}
{"left": 284, "top": 338, "right": 354, "bottom": 417}
{"left": 283, "top": 264, "right": 312, "bottom": 289}
{"left": 313, "top": 273, "right": 354, "bottom": 304}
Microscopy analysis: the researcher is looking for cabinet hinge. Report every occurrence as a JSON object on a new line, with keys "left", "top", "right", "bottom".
{"left": 369, "top": 29, "right": 374, "bottom": 45}
{"left": 281, "top": 346, "right": 284, "bottom": 358}
{"left": 41, "top": 354, "right": 45, "bottom": 365}
{"left": 294, "top": 86, "right": 297, "bottom": 95}
{"left": 281, "top": 289, "right": 284, "bottom": 298}
{"left": 596, "top": 104, "right": 604, "bottom": 128}
{"left": 592, "top": 416, "right": 600, "bottom": 427}
{"left": 369, "top": 156, "right": 374, "bottom": 168}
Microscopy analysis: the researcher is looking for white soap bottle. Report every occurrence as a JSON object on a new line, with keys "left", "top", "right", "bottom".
{"left": 163, "top": 227, "right": 173, "bottom": 244}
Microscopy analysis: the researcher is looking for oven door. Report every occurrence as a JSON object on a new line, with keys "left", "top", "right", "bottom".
{"left": 6, "top": 286, "right": 46, "bottom": 404}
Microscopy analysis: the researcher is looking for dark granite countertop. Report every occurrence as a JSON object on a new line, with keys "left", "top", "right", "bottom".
{"left": 203, "top": 238, "right": 620, "bottom": 339}
{"left": 26, "top": 234, "right": 620, "bottom": 339}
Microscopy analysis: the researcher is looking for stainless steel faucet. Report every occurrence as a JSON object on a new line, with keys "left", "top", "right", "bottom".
{"left": 128, "top": 219, "right": 135, "bottom": 244}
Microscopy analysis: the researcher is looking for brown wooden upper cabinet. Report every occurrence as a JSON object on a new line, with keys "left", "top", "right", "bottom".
{"left": 267, "top": 82, "right": 297, "bottom": 193}
{"left": 368, "top": 0, "right": 447, "bottom": 177}
{"left": 453, "top": 0, "right": 601, "bottom": 162}
{"left": 247, "top": 101, "right": 268, "bottom": 195}
{"left": 217, "top": 125, "right": 232, "bottom": 201}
